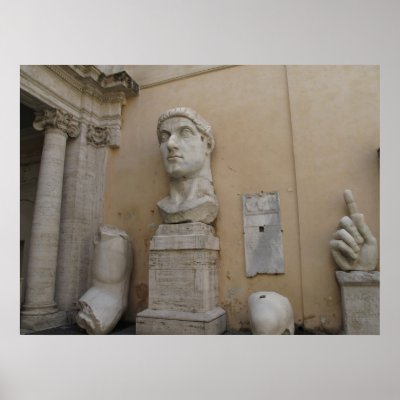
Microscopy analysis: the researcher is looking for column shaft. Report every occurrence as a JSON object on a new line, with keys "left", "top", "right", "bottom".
{"left": 21, "top": 128, "right": 67, "bottom": 315}
{"left": 21, "top": 108, "right": 79, "bottom": 331}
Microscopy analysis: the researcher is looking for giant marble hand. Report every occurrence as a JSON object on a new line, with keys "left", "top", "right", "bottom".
{"left": 330, "top": 190, "right": 378, "bottom": 271}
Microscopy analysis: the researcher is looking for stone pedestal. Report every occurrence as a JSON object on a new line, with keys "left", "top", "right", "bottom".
{"left": 136, "top": 223, "right": 226, "bottom": 334}
{"left": 336, "top": 271, "right": 380, "bottom": 335}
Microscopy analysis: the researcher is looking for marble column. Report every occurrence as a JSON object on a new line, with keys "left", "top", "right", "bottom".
{"left": 55, "top": 124, "right": 110, "bottom": 317}
{"left": 21, "top": 109, "right": 79, "bottom": 331}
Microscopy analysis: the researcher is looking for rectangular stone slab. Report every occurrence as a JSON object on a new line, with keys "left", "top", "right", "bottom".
{"left": 242, "top": 192, "right": 284, "bottom": 277}
{"left": 148, "top": 258, "right": 218, "bottom": 312}
{"left": 136, "top": 307, "right": 226, "bottom": 335}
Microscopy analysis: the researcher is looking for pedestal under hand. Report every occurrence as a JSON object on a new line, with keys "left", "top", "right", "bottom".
{"left": 336, "top": 271, "right": 379, "bottom": 334}
{"left": 330, "top": 190, "right": 379, "bottom": 334}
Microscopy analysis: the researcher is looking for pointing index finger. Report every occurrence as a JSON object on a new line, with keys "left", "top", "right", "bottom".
{"left": 344, "top": 189, "right": 359, "bottom": 215}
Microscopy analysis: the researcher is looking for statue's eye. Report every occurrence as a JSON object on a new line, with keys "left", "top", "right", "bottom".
{"left": 160, "top": 131, "right": 170, "bottom": 142}
{"left": 180, "top": 127, "right": 193, "bottom": 138}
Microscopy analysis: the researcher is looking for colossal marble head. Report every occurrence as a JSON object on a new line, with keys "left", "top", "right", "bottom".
{"left": 157, "top": 107, "right": 218, "bottom": 224}
{"left": 157, "top": 107, "right": 215, "bottom": 180}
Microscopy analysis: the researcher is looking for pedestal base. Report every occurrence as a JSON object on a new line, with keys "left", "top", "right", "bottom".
{"left": 20, "top": 310, "right": 67, "bottom": 331}
{"left": 136, "top": 307, "right": 226, "bottom": 335}
{"left": 137, "top": 223, "right": 227, "bottom": 334}
{"left": 336, "top": 271, "right": 380, "bottom": 335}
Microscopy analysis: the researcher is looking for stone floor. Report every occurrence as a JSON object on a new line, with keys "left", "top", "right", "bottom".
{"left": 21, "top": 323, "right": 332, "bottom": 335}
{"left": 22, "top": 323, "right": 245, "bottom": 335}
{"left": 21, "top": 322, "right": 252, "bottom": 335}
{"left": 22, "top": 321, "right": 136, "bottom": 335}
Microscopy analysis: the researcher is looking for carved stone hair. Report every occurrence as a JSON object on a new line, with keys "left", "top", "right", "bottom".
{"left": 157, "top": 107, "right": 215, "bottom": 150}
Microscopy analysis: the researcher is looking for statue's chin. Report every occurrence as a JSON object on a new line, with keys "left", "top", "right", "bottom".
{"left": 166, "top": 167, "right": 201, "bottom": 180}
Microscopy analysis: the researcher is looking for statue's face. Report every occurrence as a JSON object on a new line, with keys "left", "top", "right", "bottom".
{"left": 159, "top": 116, "right": 209, "bottom": 179}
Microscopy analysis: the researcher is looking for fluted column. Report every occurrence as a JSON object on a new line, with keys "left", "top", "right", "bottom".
{"left": 21, "top": 109, "right": 79, "bottom": 331}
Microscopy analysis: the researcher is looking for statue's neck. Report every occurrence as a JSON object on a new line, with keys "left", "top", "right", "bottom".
{"left": 168, "top": 158, "right": 214, "bottom": 204}
{"left": 157, "top": 159, "right": 218, "bottom": 223}
{"left": 168, "top": 175, "right": 213, "bottom": 204}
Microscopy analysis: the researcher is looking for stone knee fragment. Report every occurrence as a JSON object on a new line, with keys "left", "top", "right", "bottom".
{"left": 76, "top": 225, "right": 132, "bottom": 334}
{"left": 248, "top": 291, "right": 294, "bottom": 335}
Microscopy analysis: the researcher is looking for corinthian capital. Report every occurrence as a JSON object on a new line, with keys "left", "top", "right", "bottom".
{"left": 33, "top": 109, "right": 80, "bottom": 138}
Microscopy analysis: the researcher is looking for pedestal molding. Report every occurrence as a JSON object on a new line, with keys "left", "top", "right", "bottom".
{"left": 137, "top": 307, "right": 226, "bottom": 323}
{"left": 336, "top": 271, "right": 380, "bottom": 286}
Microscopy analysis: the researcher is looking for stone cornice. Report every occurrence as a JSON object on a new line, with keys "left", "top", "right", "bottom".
{"left": 97, "top": 70, "right": 139, "bottom": 93}
{"left": 21, "top": 65, "right": 138, "bottom": 150}
{"left": 21, "top": 71, "right": 122, "bottom": 126}
{"left": 46, "top": 65, "right": 139, "bottom": 104}
{"left": 20, "top": 74, "right": 123, "bottom": 128}
{"left": 33, "top": 109, "right": 80, "bottom": 138}
{"left": 131, "top": 65, "right": 236, "bottom": 89}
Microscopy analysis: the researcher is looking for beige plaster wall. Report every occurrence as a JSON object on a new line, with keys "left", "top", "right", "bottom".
{"left": 102, "top": 65, "right": 379, "bottom": 332}
{"left": 123, "top": 65, "right": 230, "bottom": 88}
{"left": 287, "top": 65, "right": 380, "bottom": 330}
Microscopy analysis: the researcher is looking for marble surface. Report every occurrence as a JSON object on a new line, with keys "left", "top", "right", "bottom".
{"left": 242, "top": 192, "right": 284, "bottom": 276}
{"left": 136, "top": 222, "right": 226, "bottom": 334}
{"left": 336, "top": 271, "right": 379, "bottom": 334}
{"left": 248, "top": 291, "right": 294, "bottom": 335}
{"left": 156, "top": 108, "right": 218, "bottom": 224}
{"left": 330, "top": 190, "right": 378, "bottom": 271}
{"left": 76, "top": 225, "right": 132, "bottom": 334}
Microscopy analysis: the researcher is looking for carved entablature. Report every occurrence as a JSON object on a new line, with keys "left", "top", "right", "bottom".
{"left": 87, "top": 125, "right": 121, "bottom": 148}
{"left": 33, "top": 109, "right": 80, "bottom": 138}
{"left": 87, "top": 125, "right": 111, "bottom": 148}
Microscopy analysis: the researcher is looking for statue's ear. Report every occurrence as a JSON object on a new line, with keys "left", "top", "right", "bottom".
{"left": 205, "top": 136, "right": 213, "bottom": 154}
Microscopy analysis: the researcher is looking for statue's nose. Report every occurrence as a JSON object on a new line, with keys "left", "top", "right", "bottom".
{"left": 167, "top": 134, "right": 179, "bottom": 149}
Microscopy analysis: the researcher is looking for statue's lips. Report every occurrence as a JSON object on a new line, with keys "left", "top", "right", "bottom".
{"left": 167, "top": 155, "right": 183, "bottom": 161}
